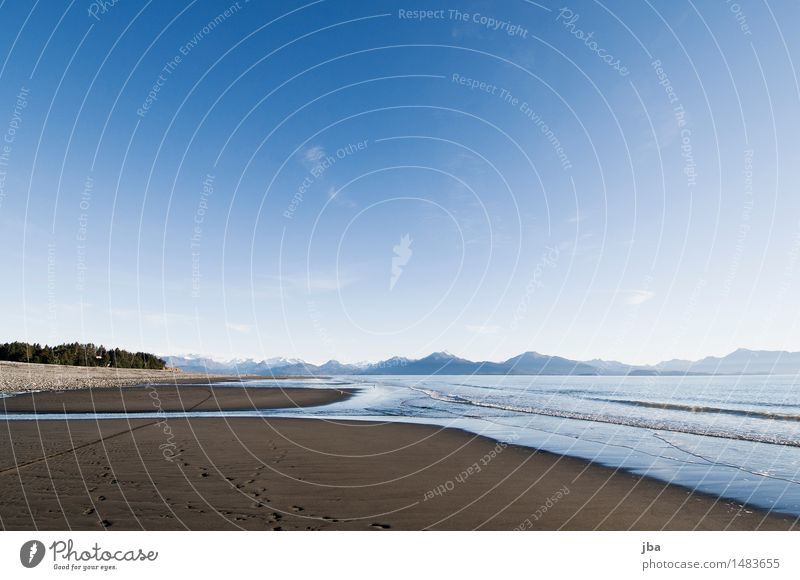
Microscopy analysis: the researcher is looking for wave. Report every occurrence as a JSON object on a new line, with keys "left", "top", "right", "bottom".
{"left": 598, "top": 398, "right": 800, "bottom": 421}
{"left": 409, "top": 386, "right": 800, "bottom": 447}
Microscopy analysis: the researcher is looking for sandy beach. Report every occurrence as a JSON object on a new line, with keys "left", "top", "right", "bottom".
{"left": 1, "top": 383, "right": 355, "bottom": 413}
{"left": 1, "top": 383, "right": 795, "bottom": 530}
{"left": 0, "top": 360, "right": 236, "bottom": 394}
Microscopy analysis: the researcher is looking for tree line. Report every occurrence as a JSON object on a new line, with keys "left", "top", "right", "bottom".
{"left": 0, "top": 341, "right": 167, "bottom": 370}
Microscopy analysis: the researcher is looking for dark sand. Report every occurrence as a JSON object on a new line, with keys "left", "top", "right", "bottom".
{"left": 1, "top": 395, "right": 797, "bottom": 530}
{"left": 1, "top": 384, "right": 354, "bottom": 413}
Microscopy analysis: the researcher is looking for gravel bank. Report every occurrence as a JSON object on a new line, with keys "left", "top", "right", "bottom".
{"left": 0, "top": 361, "right": 232, "bottom": 394}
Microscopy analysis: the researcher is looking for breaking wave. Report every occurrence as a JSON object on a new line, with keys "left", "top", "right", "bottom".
{"left": 409, "top": 386, "right": 800, "bottom": 447}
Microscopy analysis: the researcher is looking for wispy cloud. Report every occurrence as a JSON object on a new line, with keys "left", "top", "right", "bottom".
{"left": 567, "top": 212, "right": 585, "bottom": 224}
{"left": 326, "top": 186, "right": 357, "bottom": 208}
{"left": 262, "top": 273, "right": 357, "bottom": 294}
{"left": 466, "top": 324, "right": 502, "bottom": 335}
{"left": 624, "top": 290, "right": 655, "bottom": 305}
{"left": 303, "top": 145, "right": 327, "bottom": 164}
{"left": 110, "top": 308, "right": 195, "bottom": 327}
{"left": 226, "top": 322, "right": 252, "bottom": 333}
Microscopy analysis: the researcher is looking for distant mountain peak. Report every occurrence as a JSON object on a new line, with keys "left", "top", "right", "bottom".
{"left": 165, "top": 348, "right": 800, "bottom": 377}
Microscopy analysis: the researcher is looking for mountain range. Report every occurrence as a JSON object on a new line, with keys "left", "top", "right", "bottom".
{"left": 162, "top": 348, "right": 800, "bottom": 377}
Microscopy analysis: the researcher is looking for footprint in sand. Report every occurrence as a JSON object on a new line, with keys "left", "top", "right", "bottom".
{"left": 370, "top": 523, "right": 391, "bottom": 530}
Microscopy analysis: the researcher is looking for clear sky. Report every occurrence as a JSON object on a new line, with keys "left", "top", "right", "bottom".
{"left": 1, "top": 0, "right": 799, "bottom": 365}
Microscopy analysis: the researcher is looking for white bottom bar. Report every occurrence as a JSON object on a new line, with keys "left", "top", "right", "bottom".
{"left": 2, "top": 531, "right": 797, "bottom": 579}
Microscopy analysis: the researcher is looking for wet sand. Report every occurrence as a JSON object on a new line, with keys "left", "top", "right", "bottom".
{"left": 1, "top": 411, "right": 796, "bottom": 530}
{"left": 1, "top": 384, "right": 355, "bottom": 413}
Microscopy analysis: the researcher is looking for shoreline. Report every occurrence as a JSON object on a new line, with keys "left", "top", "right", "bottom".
{"left": 1, "top": 383, "right": 355, "bottom": 413}
{"left": 1, "top": 380, "right": 796, "bottom": 530}
{"left": 1, "top": 407, "right": 796, "bottom": 530}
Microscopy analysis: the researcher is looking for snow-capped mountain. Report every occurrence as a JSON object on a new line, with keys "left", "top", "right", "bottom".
{"left": 163, "top": 349, "right": 800, "bottom": 377}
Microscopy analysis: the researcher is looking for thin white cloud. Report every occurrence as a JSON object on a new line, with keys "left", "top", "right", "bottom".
{"left": 303, "top": 145, "right": 326, "bottom": 163}
{"left": 567, "top": 212, "right": 585, "bottom": 224}
{"left": 326, "top": 186, "right": 357, "bottom": 208}
{"left": 110, "top": 308, "right": 195, "bottom": 327}
{"left": 303, "top": 275, "right": 355, "bottom": 292}
{"left": 263, "top": 273, "right": 356, "bottom": 293}
{"left": 226, "top": 322, "right": 252, "bottom": 333}
{"left": 625, "top": 290, "right": 655, "bottom": 305}
{"left": 466, "top": 324, "right": 502, "bottom": 335}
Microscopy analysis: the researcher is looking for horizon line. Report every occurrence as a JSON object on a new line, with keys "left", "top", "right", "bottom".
{"left": 161, "top": 345, "right": 797, "bottom": 369}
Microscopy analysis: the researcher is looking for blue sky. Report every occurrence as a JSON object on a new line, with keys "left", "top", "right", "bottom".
{"left": 1, "top": 0, "right": 799, "bottom": 365}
